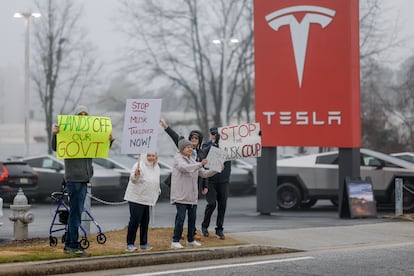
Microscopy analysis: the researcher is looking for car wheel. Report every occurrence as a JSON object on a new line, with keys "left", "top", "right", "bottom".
{"left": 276, "top": 182, "right": 302, "bottom": 210}
{"left": 300, "top": 199, "right": 317, "bottom": 209}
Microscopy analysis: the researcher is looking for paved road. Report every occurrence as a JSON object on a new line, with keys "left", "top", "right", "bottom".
{"left": 1, "top": 195, "right": 412, "bottom": 276}
{"left": 59, "top": 242, "right": 414, "bottom": 276}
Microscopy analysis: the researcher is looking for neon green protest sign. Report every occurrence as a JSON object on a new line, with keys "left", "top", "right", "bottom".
{"left": 56, "top": 115, "right": 112, "bottom": 159}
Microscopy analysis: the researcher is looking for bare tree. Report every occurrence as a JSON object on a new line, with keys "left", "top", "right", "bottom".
{"left": 358, "top": 1, "right": 413, "bottom": 152}
{"left": 32, "top": 0, "right": 101, "bottom": 154}
{"left": 384, "top": 56, "right": 414, "bottom": 151}
{"left": 118, "top": 0, "right": 254, "bottom": 135}
{"left": 360, "top": 59, "right": 405, "bottom": 152}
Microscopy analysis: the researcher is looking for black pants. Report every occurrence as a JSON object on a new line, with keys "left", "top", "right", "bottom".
{"left": 126, "top": 202, "right": 150, "bottom": 246}
{"left": 201, "top": 181, "right": 229, "bottom": 231}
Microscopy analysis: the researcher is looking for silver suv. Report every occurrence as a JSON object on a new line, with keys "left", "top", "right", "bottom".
{"left": 276, "top": 148, "right": 414, "bottom": 211}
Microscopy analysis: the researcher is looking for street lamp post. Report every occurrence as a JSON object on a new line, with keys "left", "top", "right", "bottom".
{"left": 14, "top": 12, "right": 41, "bottom": 156}
{"left": 212, "top": 38, "right": 239, "bottom": 127}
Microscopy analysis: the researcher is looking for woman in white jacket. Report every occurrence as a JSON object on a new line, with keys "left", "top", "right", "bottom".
{"left": 124, "top": 153, "right": 160, "bottom": 251}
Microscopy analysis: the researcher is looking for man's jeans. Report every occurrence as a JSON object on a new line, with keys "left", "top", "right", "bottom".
{"left": 173, "top": 203, "right": 197, "bottom": 242}
{"left": 65, "top": 181, "right": 87, "bottom": 249}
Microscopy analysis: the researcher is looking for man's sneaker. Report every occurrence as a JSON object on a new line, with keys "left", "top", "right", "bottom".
{"left": 126, "top": 244, "right": 137, "bottom": 252}
{"left": 63, "top": 246, "right": 73, "bottom": 254}
{"left": 171, "top": 242, "right": 184, "bottom": 249}
{"left": 201, "top": 227, "right": 209, "bottom": 237}
{"left": 63, "top": 247, "right": 91, "bottom": 257}
{"left": 140, "top": 244, "right": 153, "bottom": 250}
{"left": 186, "top": 240, "right": 202, "bottom": 247}
{"left": 73, "top": 249, "right": 91, "bottom": 257}
{"left": 215, "top": 230, "right": 225, "bottom": 240}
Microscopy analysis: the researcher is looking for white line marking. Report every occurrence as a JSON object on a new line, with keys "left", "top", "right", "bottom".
{"left": 129, "top": 256, "right": 314, "bottom": 276}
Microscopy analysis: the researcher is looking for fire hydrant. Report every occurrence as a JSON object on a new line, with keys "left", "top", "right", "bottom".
{"left": 9, "top": 188, "right": 34, "bottom": 240}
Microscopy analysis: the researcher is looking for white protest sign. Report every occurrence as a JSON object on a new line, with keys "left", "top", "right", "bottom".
{"left": 205, "top": 146, "right": 227, "bottom": 172}
{"left": 121, "top": 99, "right": 162, "bottom": 154}
{"left": 218, "top": 122, "right": 262, "bottom": 160}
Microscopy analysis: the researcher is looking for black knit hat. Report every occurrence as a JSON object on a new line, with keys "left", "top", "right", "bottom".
{"left": 188, "top": 130, "right": 203, "bottom": 146}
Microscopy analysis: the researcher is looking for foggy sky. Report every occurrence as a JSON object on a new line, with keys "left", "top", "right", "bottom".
{"left": 0, "top": 0, "right": 413, "bottom": 124}
{"left": 1, "top": 0, "right": 414, "bottom": 74}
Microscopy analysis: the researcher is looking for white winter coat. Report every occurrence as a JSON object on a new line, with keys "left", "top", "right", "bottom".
{"left": 124, "top": 154, "right": 161, "bottom": 206}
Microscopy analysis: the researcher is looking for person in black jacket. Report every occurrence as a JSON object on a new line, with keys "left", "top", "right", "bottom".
{"left": 201, "top": 126, "right": 231, "bottom": 239}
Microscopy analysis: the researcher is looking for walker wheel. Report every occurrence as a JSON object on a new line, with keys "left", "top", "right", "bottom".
{"left": 49, "top": 236, "right": 58, "bottom": 247}
{"left": 61, "top": 233, "right": 66, "bottom": 244}
{"left": 80, "top": 238, "right": 90, "bottom": 249}
{"left": 97, "top": 233, "right": 107, "bottom": 244}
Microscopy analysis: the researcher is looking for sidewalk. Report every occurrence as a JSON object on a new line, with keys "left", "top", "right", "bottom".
{"left": 0, "top": 220, "right": 413, "bottom": 275}
{"left": 231, "top": 221, "right": 414, "bottom": 251}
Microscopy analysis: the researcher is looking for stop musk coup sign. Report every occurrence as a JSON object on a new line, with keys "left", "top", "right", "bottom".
{"left": 254, "top": 0, "right": 360, "bottom": 147}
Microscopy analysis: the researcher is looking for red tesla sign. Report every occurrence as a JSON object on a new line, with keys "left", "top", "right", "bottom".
{"left": 254, "top": 0, "right": 360, "bottom": 147}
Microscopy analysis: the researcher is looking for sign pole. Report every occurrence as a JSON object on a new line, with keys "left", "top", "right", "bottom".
{"left": 395, "top": 178, "right": 403, "bottom": 216}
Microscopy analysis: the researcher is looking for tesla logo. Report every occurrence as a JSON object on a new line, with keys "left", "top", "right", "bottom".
{"left": 263, "top": 111, "right": 341, "bottom": 126}
{"left": 266, "top": 6, "right": 336, "bottom": 87}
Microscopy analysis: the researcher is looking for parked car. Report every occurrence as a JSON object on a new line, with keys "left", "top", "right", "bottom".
{"left": 93, "top": 157, "right": 130, "bottom": 191}
{"left": 21, "top": 155, "right": 123, "bottom": 202}
{"left": 0, "top": 159, "right": 38, "bottom": 204}
{"left": 232, "top": 157, "right": 257, "bottom": 189}
{"left": 276, "top": 148, "right": 414, "bottom": 211}
{"left": 228, "top": 163, "right": 254, "bottom": 195}
{"left": 391, "top": 152, "right": 414, "bottom": 163}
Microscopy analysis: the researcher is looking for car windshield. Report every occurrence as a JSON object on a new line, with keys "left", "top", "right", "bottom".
{"left": 396, "top": 155, "right": 414, "bottom": 163}
{"left": 109, "top": 155, "right": 137, "bottom": 169}
{"left": 94, "top": 158, "right": 124, "bottom": 170}
{"left": 314, "top": 150, "right": 407, "bottom": 168}
{"left": 24, "top": 157, "right": 63, "bottom": 170}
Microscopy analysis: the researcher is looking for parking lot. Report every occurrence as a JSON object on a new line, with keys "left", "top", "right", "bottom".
{"left": 0, "top": 154, "right": 256, "bottom": 205}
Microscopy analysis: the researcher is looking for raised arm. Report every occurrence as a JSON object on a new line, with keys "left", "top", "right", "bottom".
{"left": 160, "top": 119, "right": 180, "bottom": 148}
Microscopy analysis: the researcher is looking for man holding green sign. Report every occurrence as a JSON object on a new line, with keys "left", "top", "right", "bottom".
{"left": 51, "top": 105, "right": 114, "bottom": 257}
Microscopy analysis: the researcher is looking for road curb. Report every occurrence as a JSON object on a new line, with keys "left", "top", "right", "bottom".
{"left": 0, "top": 244, "right": 300, "bottom": 276}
